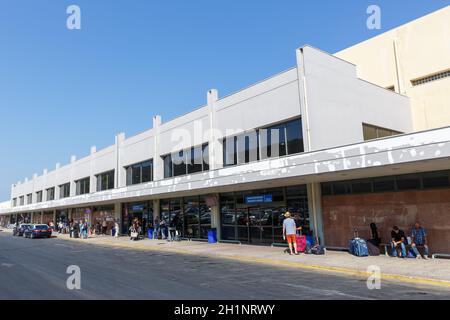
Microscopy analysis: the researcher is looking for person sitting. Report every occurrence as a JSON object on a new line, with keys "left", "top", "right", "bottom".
{"left": 391, "top": 226, "right": 407, "bottom": 258}
{"left": 411, "top": 222, "right": 429, "bottom": 260}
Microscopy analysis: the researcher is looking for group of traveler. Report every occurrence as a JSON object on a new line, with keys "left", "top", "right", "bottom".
{"left": 53, "top": 219, "right": 120, "bottom": 240}
{"left": 388, "top": 222, "right": 429, "bottom": 259}
{"left": 152, "top": 216, "right": 181, "bottom": 241}
{"left": 282, "top": 210, "right": 430, "bottom": 259}
{"left": 354, "top": 221, "right": 430, "bottom": 259}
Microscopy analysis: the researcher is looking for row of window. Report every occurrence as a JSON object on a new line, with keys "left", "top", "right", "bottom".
{"left": 13, "top": 170, "right": 116, "bottom": 207}
{"left": 411, "top": 70, "right": 450, "bottom": 87}
{"left": 321, "top": 170, "right": 450, "bottom": 196}
{"left": 223, "top": 118, "right": 304, "bottom": 166}
{"left": 13, "top": 118, "right": 305, "bottom": 206}
{"left": 163, "top": 144, "right": 209, "bottom": 178}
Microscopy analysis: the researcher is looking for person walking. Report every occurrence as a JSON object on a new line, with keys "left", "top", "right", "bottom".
{"left": 283, "top": 212, "right": 301, "bottom": 255}
{"left": 114, "top": 220, "right": 120, "bottom": 238}
{"left": 153, "top": 216, "right": 160, "bottom": 240}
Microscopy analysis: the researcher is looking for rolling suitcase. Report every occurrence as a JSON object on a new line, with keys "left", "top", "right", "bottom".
{"left": 367, "top": 239, "right": 381, "bottom": 256}
{"left": 296, "top": 235, "right": 307, "bottom": 253}
{"left": 349, "top": 230, "right": 369, "bottom": 257}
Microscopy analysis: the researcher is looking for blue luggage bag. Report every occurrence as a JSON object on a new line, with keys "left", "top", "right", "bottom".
{"left": 349, "top": 230, "right": 369, "bottom": 257}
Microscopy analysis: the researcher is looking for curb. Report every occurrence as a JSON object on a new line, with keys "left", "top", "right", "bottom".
{"left": 57, "top": 236, "right": 450, "bottom": 289}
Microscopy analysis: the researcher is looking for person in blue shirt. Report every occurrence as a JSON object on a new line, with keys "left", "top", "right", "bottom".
{"left": 411, "top": 222, "right": 429, "bottom": 259}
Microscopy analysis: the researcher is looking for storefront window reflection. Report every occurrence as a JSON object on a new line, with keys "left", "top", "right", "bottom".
{"left": 220, "top": 186, "right": 309, "bottom": 245}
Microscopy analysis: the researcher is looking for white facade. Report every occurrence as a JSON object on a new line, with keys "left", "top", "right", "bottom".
{"left": 4, "top": 46, "right": 412, "bottom": 211}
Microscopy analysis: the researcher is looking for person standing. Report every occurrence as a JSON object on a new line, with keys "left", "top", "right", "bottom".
{"left": 153, "top": 216, "right": 160, "bottom": 239}
{"left": 283, "top": 212, "right": 301, "bottom": 255}
{"left": 160, "top": 218, "right": 167, "bottom": 240}
{"left": 102, "top": 220, "right": 108, "bottom": 235}
{"left": 114, "top": 220, "right": 120, "bottom": 238}
{"left": 411, "top": 222, "right": 429, "bottom": 259}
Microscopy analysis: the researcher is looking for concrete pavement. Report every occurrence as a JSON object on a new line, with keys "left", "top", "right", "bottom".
{"left": 20, "top": 228, "right": 450, "bottom": 289}
{"left": 1, "top": 231, "right": 450, "bottom": 300}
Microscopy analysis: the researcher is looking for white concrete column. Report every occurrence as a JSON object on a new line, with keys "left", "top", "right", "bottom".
{"left": 153, "top": 115, "right": 163, "bottom": 181}
{"left": 54, "top": 163, "right": 61, "bottom": 201}
{"left": 90, "top": 146, "right": 97, "bottom": 192}
{"left": 114, "top": 203, "right": 121, "bottom": 233}
{"left": 70, "top": 155, "right": 77, "bottom": 197}
{"left": 153, "top": 199, "right": 160, "bottom": 220}
{"left": 207, "top": 90, "right": 223, "bottom": 170}
{"left": 210, "top": 194, "right": 221, "bottom": 240}
{"left": 295, "top": 48, "right": 312, "bottom": 153}
{"left": 115, "top": 133, "right": 126, "bottom": 188}
{"left": 307, "top": 183, "right": 324, "bottom": 246}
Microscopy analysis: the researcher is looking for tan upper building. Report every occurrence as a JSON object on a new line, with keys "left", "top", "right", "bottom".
{"left": 336, "top": 5, "right": 450, "bottom": 131}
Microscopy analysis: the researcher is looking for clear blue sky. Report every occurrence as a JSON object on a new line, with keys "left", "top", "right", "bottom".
{"left": 0, "top": 0, "right": 448, "bottom": 200}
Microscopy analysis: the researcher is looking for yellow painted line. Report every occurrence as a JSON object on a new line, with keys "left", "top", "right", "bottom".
{"left": 58, "top": 237, "right": 450, "bottom": 289}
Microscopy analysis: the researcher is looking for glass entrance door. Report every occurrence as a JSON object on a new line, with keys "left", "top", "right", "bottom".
{"left": 248, "top": 207, "right": 274, "bottom": 245}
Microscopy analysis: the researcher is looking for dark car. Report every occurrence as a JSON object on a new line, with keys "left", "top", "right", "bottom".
{"left": 13, "top": 224, "right": 32, "bottom": 237}
{"left": 24, "top": 224, "right": 53, "bottom": 239}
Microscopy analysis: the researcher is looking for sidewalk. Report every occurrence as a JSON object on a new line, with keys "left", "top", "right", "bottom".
{"left": 61, "top": 232, "right": 450, "bottom": 288}
{"left": 2, "top": 227, "right": 450, "bottom": 288}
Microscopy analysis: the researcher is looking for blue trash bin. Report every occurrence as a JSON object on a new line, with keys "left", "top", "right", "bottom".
{"left": 207, "top": 229, "right": 217, "bottom": 244}
{"left": 148, "top": 228, "right": 154, "bottom": 239}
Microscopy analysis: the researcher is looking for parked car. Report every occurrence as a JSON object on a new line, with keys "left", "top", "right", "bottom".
{"left": 24, "top": 224, "right": 53, "bottom": 239}
{"left": 13, "top": 224, "right": 32, "bottom": 237}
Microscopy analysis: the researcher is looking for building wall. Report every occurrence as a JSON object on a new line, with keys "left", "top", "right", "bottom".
{"left": 0, "top": 201, "right": 10, "bottom": 210}
{"left": 298, "top": 46, "right": 412, "bottom": 151}
{"left": 322, "top": 188, "right": 450, "bottom": 253}
{"left": 7, "top": 46, "right": 413, "bottom": 212}
{"left": 335, "top": 5, "right": 450, "bottom": 131}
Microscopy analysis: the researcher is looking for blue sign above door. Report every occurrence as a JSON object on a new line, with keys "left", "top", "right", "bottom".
{"left": 245, "top": 194, "right": 273, "bottom": 204}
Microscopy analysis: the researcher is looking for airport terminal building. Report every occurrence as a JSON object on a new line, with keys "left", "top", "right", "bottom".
{"left": 1, "top": 7, "right": 450, "bottom": 254}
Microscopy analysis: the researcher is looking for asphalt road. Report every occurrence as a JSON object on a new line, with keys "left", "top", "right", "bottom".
{"left": 0, "top": 232, "right": 449, "bottom": 300}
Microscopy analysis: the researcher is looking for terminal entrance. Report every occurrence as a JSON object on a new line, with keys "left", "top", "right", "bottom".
{"left": 220, "top": 186, "right": 310, "bottom": 245}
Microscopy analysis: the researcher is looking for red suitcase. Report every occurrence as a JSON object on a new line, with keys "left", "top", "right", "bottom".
{"left": 296, "top": 235, "right": 307, "bottom": 252}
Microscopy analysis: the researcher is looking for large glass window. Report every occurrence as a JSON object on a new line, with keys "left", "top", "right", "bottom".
{"left": 125, "top": 159, "right": 153, "bottom": 186}
{"left": 46, "top": 187, "right": 55, "bottom": 201}
{"left": 96, "top": 170, "right": 115, "bottom": 192}
{"left": 159, "top": 196, "right": 212, "bottom": 240}
{"left": 59, "top": 183, "right": 70, "bottom": 199}
{"left": 187, "top": 146, "right": 203, "bottom": 174}
{"left": 26, "top": 193, "right": 33, "bottom": 204}
{"left": 162, "top": 143, "right": 209, "bottom": 178}
{"left": 321, "top": 170, "right": 450, "bottom": 196}
{"left": 363, "top": 123, "right": 402, "bottom": 141}
{"left": 122, "top": 202, "right": 154, "bottom": 236}
{"left": 173, "top": 150, "right": 186, "bottom": 177}
{"left": 75, "top": 177, "right": 90, "bottom": 195}
{"left": 224, "top": 118, "right": 303, "bottom": 166}
{"left": 36, "top": 191, "right": 43, "bottom": 203}
{"left": 19, "top": 196, "right": 24, "bottom": 206}
{"left": 220, "top": 186, "right": 308, "bottom": 245}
